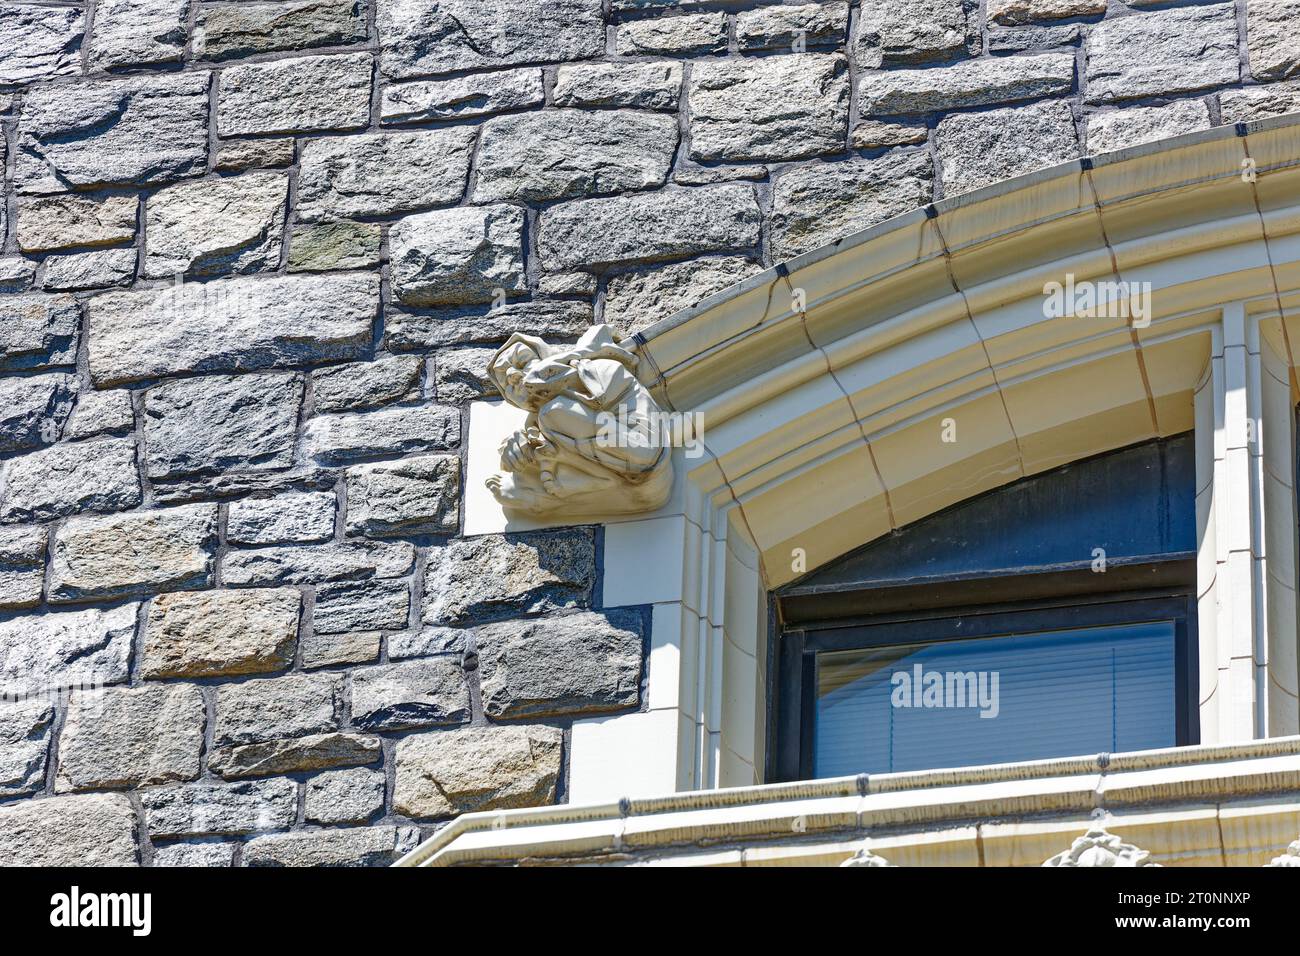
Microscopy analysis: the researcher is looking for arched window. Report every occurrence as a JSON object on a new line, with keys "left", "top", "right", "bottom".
{"left": 770, "top": 434, "right": 1198, "bottom": 781}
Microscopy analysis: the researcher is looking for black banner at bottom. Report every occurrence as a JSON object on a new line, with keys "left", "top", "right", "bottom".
{"left": 0, "top": 864, "right": 1286, "bottom": 941}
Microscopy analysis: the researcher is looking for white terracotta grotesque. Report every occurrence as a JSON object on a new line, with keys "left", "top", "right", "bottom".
{"left": 485, "top": 324, "right": 675, "bottom": 518}
{"left": 1042, "top": 828, "right": 1160, "bottom": 867}
{"left": 1264, "top": 839, "right": 1300, "bottom": 867}
{"left": 839, "top": 845, "right": 896, "bottom": 867}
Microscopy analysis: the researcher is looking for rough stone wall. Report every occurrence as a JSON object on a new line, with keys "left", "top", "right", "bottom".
{"left": 0, "top": 0, "right": 1296, "bottom": 866}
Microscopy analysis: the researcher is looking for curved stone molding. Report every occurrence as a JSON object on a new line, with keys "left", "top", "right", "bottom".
{"left": 1042, "top": 828, "right": 1160, "bottom": 867}
{"left": 839, "top": 845, "right": 895, "bottom": 867}
{"left": 484, "top": 325, "right": 674, "bottom": 518}
{"left": 1264, "top": 839, "right": 1300, "bottom": 867}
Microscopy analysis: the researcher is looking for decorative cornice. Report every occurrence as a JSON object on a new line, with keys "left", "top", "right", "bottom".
{"left": 397, "top": 736, "right": 1300, "bottom": 867}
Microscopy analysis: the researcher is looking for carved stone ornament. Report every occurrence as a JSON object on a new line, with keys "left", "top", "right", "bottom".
{"left": 1264, "top": 839, "right": 1300, "bottom": 867}
{"left": 839, "top": 845, "right": 896, "bottom": 867}
{"left": 1042, "top": 828, "right": 1160, "bottom": 867}
{"left": 485, "top": 324, "right": 675, "bottom": 518}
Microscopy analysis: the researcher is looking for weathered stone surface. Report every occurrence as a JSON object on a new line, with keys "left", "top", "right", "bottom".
{"left": 57, "top": 684, "right": 205, "bottom": 791}
{"left": 243, "top": 824, "right": 397, "bottom": 866}
{"left": 88, "top": 273, "right": 378, "bottom": 386}
{"left": 1086, "top": 5, "right": 1239, "bottom": 103}
{"left": 476, "top": 111, "right": 678, "bottom": 203}
{"left": 539, "top": 184, "right": 762, "bottom": 270}
{"left": 1085, "top": 100, "right": 1211, "bottom": 155}
{"left": 63, "top": 388, "right": 135, "bottom": 441}
{"left": 1220, "top": 84, "right": 1300, "bottom": 123}
{"left": 381, "top": 68, "right": 545, "bottom": 124}
{"left": 302, "top": 403, "right": 459, "bottom": 465}
{"left": 987, "top": 22, "right": 1081, "bottom": 53}
{"left": 604, "top": 255, "right": 762, "bottom": 335}
{"left": 0, "top": 604, "right": 137, "bottom": 698}
{"left": 0, "top": 371, "right": 76, "bottom": 452}
{"left": 771, "top": 151, "right": 933, "bottom": 260}
{"left": 314, "top": 579, "right": 410, "bottom": 633}
{"left": 214, "top": 672, "right": 342, "bottom": 747}
{"left": 144, "top": 372, "right": 302, "bottom": 480}
{"left": 145, "top": 172, "right": 289, "bottom": 278}
{"left": 15, "top": 73, "right": 209, "bottom": 194}
{"left": 854, "top": 0, "right": 978, "bottom": 67}
{"left": 350, "top": 657, "right": 468, "bottom": 730}
{"left": 423, "top": 529, "right": 595, "bottom": 625}
{"left": 850, "top": 119, "right": 929, "bottom": 149}
{"left": 616, "top": 12, "right": 726, "bottom": 55}
{"left": 89, "top": 0, "right": 190, "bottom": 69}
{"left": 858, "top": 52, "right": 1074, "bottom": 114}
{"left": 553, "top": 62, "right": 682, "bottom": 110}
{"left": 0, "top": 435, "right": 142, "bottom": 523}
{"left": 387, "top": 300, "right": 594, "bottom": 349}
{"left": 218, "top": 52, "right": 372, "bottom": 135}
{"left": 689, "top": 55, "right": 849, "bottom": 162}
{"left": 675, "top": 164, "right": 770, "bottom": 186}
{"left": 17, "top": 195, "right": 139, "bottom": 253}
{"left": 142, "top": 778, "right": 297, "bottom": 837}
{"left": 297, "top": 129, "right": 476, "bottom": 221}
{"left": 0, "top": 699, "right": 54, "bottom": 797}
{"left": 433, "top": 346, "right": 497, "bottom": 404}
{"left": 477, "top": 610, "right": 643, "bottom": 719}
{"left": 0, "top": 794, "right": 138, "bottom": 866}
{"left": 390, "top": 205, "right": 526, "bottom": 306}
{"left": 377, "top": 0, "right": 604, "bottom": 79}
{"left": 222, "top": 540, "right": 415, "bottom": 586}
{"left": 394, "top": 725, "right": 561, "bottom": 817}
{"left": 214, "top": 137, "right": 296, "bottom": 173}
{"left": 936, "top": 98, "right": 1080, "bottom": 196}
{"left": 0, "top": 257, "right": 37, "bottom": 293}
{"left": 0, "top": 293, "right": 79, "bottom": 369}
{"left": 1248, "top": 0, "right": 1300, "bottom": 82}
{"left": 301, "top": 630, "right": 381, "bottom": 669}
{"left": 288, "top": 221, "right": 381, "bottom": 273}
{"left": 312, "top": 355, "right": 422, "bottom": 412}
{"left": 143, "top": 587, "right": 301, "bottom": 679}
{"left": 736, "top": 2, "right": 849, "bottom": 51}
{"left": 43, "top": 248, "right": 136, "bottom": 291}
{"left": 196, "top": 0, "right": 367, "bottom": 61}
{"left": 151, "top": 469, "right": 335, "bottom": 507}
{"left": 49, "top": 504, "right": 218, "bottom": 602}
{"left": 305, "top": 767, "right": 384, "bottom": 824}
{"left": 0, "top": 525, "right": 47, "bottom": 609}
{"left": 210, "top": 732, "right": 380, "bottom": 779}
{"left": 152, "top": 841, "right": 236, "bottom": 866}
{"left": 228, "top": 491, "right": 336, "bottom": 545}
{"left": 0, "top": 4, "right": 82, "bottom": 85}
{"left": 989, "top": 0, "right": 1105, "bottom": 24}
{"left": 345, "top": 455, "right": 460, "bottom": 537}
{"left": 388, "top": 626, "right": 465, "bottom": 659}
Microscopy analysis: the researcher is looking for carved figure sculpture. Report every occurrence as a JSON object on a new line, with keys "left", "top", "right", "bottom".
{"left": 1265, "top": 839, "right": 1300, "bottom": 867}
{"left": 485, "top": 325, "right": 674, "bottom": 517}
{"left": 839, "top": 845, "right": 896, "bottom": 867}
{"left": 1042, "top": 828, "right": 1160, "bottom": 867}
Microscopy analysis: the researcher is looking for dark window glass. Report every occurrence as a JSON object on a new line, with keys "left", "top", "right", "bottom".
{"left": 814, "top": 621, "right": 1176, "bottom": 776}
{"left": 770, "top": 435, "right": 1198, "bottom": 783}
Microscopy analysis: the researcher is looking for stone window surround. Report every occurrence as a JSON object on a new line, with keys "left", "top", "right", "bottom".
{"left": 460, "top": 116, "right": 1300, "bottom": 806}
